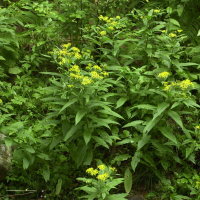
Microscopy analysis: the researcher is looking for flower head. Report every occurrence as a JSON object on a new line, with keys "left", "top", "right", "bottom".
{"left": 100, "top": 31, "right": 106, "bottom": 36}
{"left": 116, "top": 16, "right": 120, "bottom": 19}
{"left": 169, "top": 33, "right": 177, "bottom": 38}
{"left": 154, "top": 9, "right": 160, "bottom": 13}
{"left": 98, "top": 165, "right": 105, "bottom": 170}
{"left": 158, "top": 71, "right": 170, "bottom": 78}
{"left": 97, "top": 173, "right": 109, "bottom": 181}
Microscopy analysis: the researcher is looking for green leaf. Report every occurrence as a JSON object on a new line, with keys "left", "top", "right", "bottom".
{"left": 137, "top": 135, "right": 151, "bottom": 151}
{"left": 4, "top": 137, "right": 12, "bottom": 149}
{"left": 143, "top": 115, "right": 162, "bottom": 134}
{"left": 77, "top": 144, "right": 88, "bottom": 168}
{"left": 24, "top": 145, "right": 35, "bottom": 153}
{"left": 23, "top": 156, "right": 30, "bottom": 169}
{"left": 131, "top": 151, "right": 143, "bottom": 171}
{"left": 169, "top": 18, "right": 180, "bottom": 27}
{"left": 159, "top": 127, "right": 177, "bottom": 144}
{"left": 183, "top": 99, "right": 200, "bottom": 108}
{"left": 56, "top": 178, "right": 62, "bottom": 195}
{"left": 97, "top": 109, "right": 124, "bottom": 119}
{"left": 168, "top": 110, "right": 183, "bottom": 129}
{"left": 8, "top": 67, "right": 22, "bottom": 74}
{"left": 64, "top": 122, "right": 83, "bottom": 142}
{"left": 59, "top": 98, "right": 78, "bottom": 114}
{"left": 50, "top": 135, "right": 62, "bottom": 150}
{"left": 92, "top": 136, "right": 109, "bottom": 148}
{"left": 88, "top": 115, "right": 119, "bottom": 129}
{"left": 84, "top": 129, "right": 92, "bottom": 145}
{"left": 116, "top": 97, "right": 128, "bottom": 109}
{"left": 186, "top": 147, "right": 192, "bottom": 159}
{"left": 43, "top": 163, "right": 50, "bottom": 182}
{"left": 37, "top": 153, "right": 51, "bottom": 160}
{"left": 142, "top": 154, "right": 156, "bottom": 169}
{"left": 132, "top": 104, "right": 156, "bottom": 110}
{"left": 123, "top": 120, "right": 144, "bottom": 128}
{"left": 124, "top": 168, "right": 132, "bottom": 194}
{"left": 153, "top": 102, "right": 170, "bottom": 120}
{"left": 75, "top": 110, "right": 86, "bottom": 125}
{"left": 0, "top": 56, "right": 5, "bottom": 60}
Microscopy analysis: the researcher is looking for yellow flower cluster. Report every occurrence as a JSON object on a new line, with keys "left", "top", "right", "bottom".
{"left": 196, "top": 181, "right": 200, "bottom": 188}
{"left": 97, "top": 173, "right": 109, "bottom": 181}
{"left": 108, "top": 26, "right": 114, "bottom": 31}
{"left": 86, "top": 165, "right": 117, "bottom": 181}
{"left": 67, "top": 85, "right": 74, "bottom": 88}
{"left": 163, "top": 79, "right": 194, "bottom": 92}
{"left": 0, "top": 99, "right": 2, "bottom": 103}
{"left": 98, "top": 165, "right": 105, "bottom": 170}
{"left": 177, "top": 29, "right": 183, "bottom": 33}
{"left": 110, "top": 166, "right": 117, "bottom": 172}
{"left": 100, "top": 31, "right": 107, "bottom": 36}
{"left": 69, "top": 65, "right": 83, "bottom": 80}
{"left": 98, "top": 15, "right": 118, "bottom": 27}
{"left": 82, "top": 76, "right": 93, "bottom": 85}
{"left": 196, "top": 126, "right": 200, "bottom": 129}
{"left": 74, "top": 52, "right": 82, "bottom": 59}
{"left": 158, "top": 71, "right": 170, "bottom": 78}
{"left": 69, "top": 65, "right": 80, "bottom": 73}
{"left": 162, "top": 30, "right": 166, "bottom": 33}
{"left": 93, "top": 65, "right": 102, "bottom": 71}
{"left": 169, "top": 33, "right": 177, "bottom": 38}
{"left": 178, "top": 79, "right": 194, "bottom": 90}
{"left": 146, "top": 0, "right": 149, "bottom": 2}
{"left": 154, "top": 9, "right": 160, "bottom": 13}
{"left": 91, "top": 71, "right": 103, "bottom": 79}
{"left": 86, "top": 168, "right": 99, "bottom": 176}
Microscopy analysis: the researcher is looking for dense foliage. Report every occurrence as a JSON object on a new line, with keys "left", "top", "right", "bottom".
{"left": 0, "top": 0, "right": 200, "bottom": 199}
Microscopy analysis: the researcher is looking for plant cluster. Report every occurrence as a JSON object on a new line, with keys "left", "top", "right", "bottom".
{"left": 0, "top": 0, "right": 200, "bottom": 200}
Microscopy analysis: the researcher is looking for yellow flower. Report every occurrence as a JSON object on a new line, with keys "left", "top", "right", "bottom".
{"left": 101, "top": 71, "right": 109, "bottom": 76}
{"left": 74, "top": 53, "right": 81, "bottom": 59}
{"left": 196, "top": 181, "right": 200, "bottom": 188}
{"left": 69, "top": 65, "right": 80, "bottom": 73}
{"left": 164, "top": 85, "right": 170, "bottom": 91}
{"left": 116, "top": 16, "right": 120, "bottom": 19}
{"left": 169, "top": 33, "right": 177, "bottom": 38}
{"left": 177, "top": 29, "right": 183, "bottom": 33}
{"left": 100, "top": 31, "right": 106, "bottom": 36}
{"left": 98, "top": 165, "right": 105, "bottom": 170}
{"left": 99, "top": 15, "right": 104, "bottom": 20}
{"left": 97, "top": 173, "right": 109, "bottom": 181}
{"left": 91, "top": 71, "right": 103, "bottom": 79}
{"left": 72, "top": 47, "right": 80, "bottom": 52}
{"left": 108, "top": 27, "right": 114, "bottom": 31}
{"left": 63, "top": 43, "right": 71, "bottom": 49}
{"left": 110, "top": 18, "right": 114, "bottom": 21}
{"left": 196, "top": 126, "right": 200, "bottom": 129}
{"left": 154, "top": 9, "right": 160, "bottom": 13}
{"left": 110, "top": 21, "right": 117, "bottom": 26}
{"left": 110, "top": 166, "right": 117, "bottom": 172}
{"left": 86, "top": 168, "right": 99, "bottom": 176}
{"left": 0, "top": 99, "right": 2, "bottom": 103}
{"left": 82, "top": 76, "right": 93, "bottom": 85}
{"left": 93, "top": 65, "right": 102, "bottom": 71}
{"left": 146, "top": 0, "right": 149, "bottom": 2}
{"left": 158, "top": 71, "right": 170, "bottom": 78}
{"left": 140, "top": 16, "right": 143, "bottom": 19}
{"left": 67, "top": 85, "right": 74, "bottom": 88}
{"left": 178, "top": 79, "right": 194, "bottom": 90}
{"left": 162, "top": 30, "right": 166, "bottom": 33}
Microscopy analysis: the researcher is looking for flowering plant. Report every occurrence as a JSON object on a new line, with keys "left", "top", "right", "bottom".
{"left": 76, "top": 164, "right": 127, "bottom": 200}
